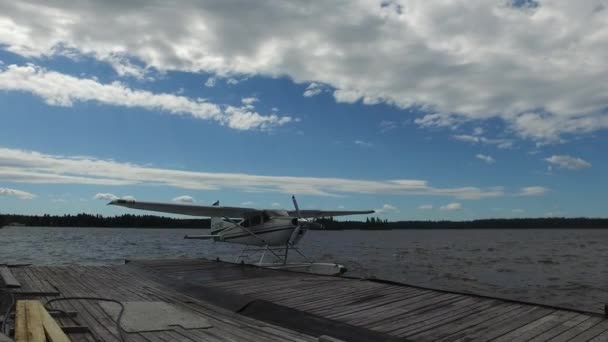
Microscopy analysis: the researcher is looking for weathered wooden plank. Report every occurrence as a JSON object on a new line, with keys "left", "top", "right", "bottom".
{"left": 549, "top": 317, "right": 604, "bottom": 342}
{"left": 389, "top": 298, "right": 497, "bottom": 336}
{"left": 329, "top": 291, "right": 445, "bottom": 322}
{"left": 589, "top": 329, "right": 608, "bottom": 342}
{"left": 14, "top": 300, "right": 45, "bottom": 342}
{"left": 407, "top": 302, "right": 521, "bottom": 341}
{"left": 526, "top": 314, "right": 593, "bottom": 342}
{"left": 490, "top": 310, "right": 577, "bottom": 342}
{"left": 36, "top": 301, "right": 70, "bottom": 342}
{"left": 323, "top": 289, "right": 437, "bottom": 319}
{"left": 466, "top": 307, "right": 555, "bottom": 342}
{"left": 360, "top": 293, "right": 466, "bottom": 328}
{"left": 434, "top": 304, "right": 537, "bottom": 342}
{"left": 0, "top": 266, "right": 21, "bottom": 288}
{"left": 567, "top": 319, "right": 608, "bottom": 342}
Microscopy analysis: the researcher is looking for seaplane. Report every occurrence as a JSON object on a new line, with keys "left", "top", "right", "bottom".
{"left": 109, "top": 196, "right": 374, "bottom": 275}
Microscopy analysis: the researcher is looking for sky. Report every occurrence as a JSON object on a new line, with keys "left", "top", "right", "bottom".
{"left": 0, "top": 0, "right": 606, "bottom": 220}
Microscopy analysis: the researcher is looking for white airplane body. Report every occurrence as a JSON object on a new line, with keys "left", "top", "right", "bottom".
{"left": 109, "top": 196, "right": 374, "bottom": 272}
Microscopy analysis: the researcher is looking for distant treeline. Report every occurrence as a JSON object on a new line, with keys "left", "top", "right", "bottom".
{"left": 316, "top": 216, "right": 608, "bottom": 229}
{"left": 1, "top": 213, "right": 209, "bottom": 228}
{"left": 1, "top": 213, "right": 608, "bottom": 229}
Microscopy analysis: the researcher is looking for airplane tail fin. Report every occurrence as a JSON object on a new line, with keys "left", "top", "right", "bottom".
{"left": 210, "top": 200, "right": 233, "bottom": 234}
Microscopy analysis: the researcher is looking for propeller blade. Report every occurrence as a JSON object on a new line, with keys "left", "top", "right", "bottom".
{"left": 292, "top": 195, "right": 302, "bottom": 219}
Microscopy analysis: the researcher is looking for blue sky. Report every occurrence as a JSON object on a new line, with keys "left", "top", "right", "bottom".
{"left": 0, "top": 1, "right": 606, "bottom": 220}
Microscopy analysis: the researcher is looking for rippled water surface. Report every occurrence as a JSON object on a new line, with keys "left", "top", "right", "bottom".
{"left": 1, "top": 227, "right": 606, "bottom": 313}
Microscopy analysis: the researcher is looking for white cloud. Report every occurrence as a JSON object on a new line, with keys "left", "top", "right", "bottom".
{"left": 0, "top": 187, "right": 35, "bottom": 199}
{"left": 379, "top": 120, "right": 398, "bottom": 133}
{"left": 518, "top": 186, "right": 549, "bottom": 196}
{"left": 418, "top": 204, "right": 433, "bottom": 210}
{"left": 271, "top": 202, "right": 281, "bottom": 207}
{"left": 476, "top": 154, "right": 495, "bottom": 164}
{"left": 93, "top": 193, "right": 117, "bottom": 201}
{"left": 241, "top": 201, "right": 255, "bottom": 206}
{"left": 303, "top": 83, "right": 324, "bottom": 97}
{"left": 354, "top": 140, "right": 373, "bottom": 147}
{"left": 440, "top": 202, "right": 461, "bottom": 211}
{"left": 375, "top": 204, "right": 398, "bottom": 213}
{"left": 173, "top": 195, "right": 194, "bottom": 203}
{"left": 204, "top": 77, "right": 216, "bottom": 87}
{"left": 2, "top": 2, "right": 608, "bottom": 142}
{"left": 241, "top": 97, "right": 258, "bottom": 105}
{"left": 0, "top": 146, "right": 524, "bottom": 199}
{"left": 93, "top": 193, "right": 135, "bottom": 201}
{"left": 453, "top": 135, "right": 513, "bottom": 149}
{"left": 545, "top": 155, "right": 591, "bottom": 170}
{"left": 0, "top": 64, "right": 293, "bottom": 131}
{"left": 512, "top": 208, "right": 524, "bottom": 213}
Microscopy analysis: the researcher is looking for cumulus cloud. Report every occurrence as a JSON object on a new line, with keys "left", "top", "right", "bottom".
{"left": 303, "top": 83, "right": 324, "bottom": 97}
{"left": 0, "top": 187, "right": 35, "bottom": 199}
{"left": 241, "top": 97, "right": 258, "bottom": 105}
{"left": 241, "top": 201, "right": 255, "bottom": 206}
{"left": 0, "top": 64, "right": 293, "bottom": 131}
{"left": 93, "top": 193, "right": 135, "bottom": 201}
{"left": 0, "top": 146, "right": 528, "bottom": 199}
{"left": 271, "top": 202, "right": 281, "bottom": 207}
{"left": 418, "top": 204, "right": 433, "bottom": 210}
{"left": 453, "top": 135, "right": 513, "bottom": 149}
{"left": 204, "top": 77, "right": 216, "bottom": 87}
{"left": 354, "top": 140, "right": 373, "bottom": 147}
{"left": 545, "top": 155, "right": 591, "bottom": 170}
{"left": 375, "top": 204, "right": 398, "bottom": 213}
{"left": 1, "top": 2, "right": 608, "bottom": 142}
{"left": 93, "top": 193, "right": 118, "bottom": 201}
{"left": 518, "top": 186, "right": 549, "bottom": 196}
{"left": 476, "top": 154, "right": 495, "bottom": 164}
{"left": 440, "top": 203, "right": 461, "bottom": 211}
{"left": 173, "top": 195, "right": 194, "bottom": 203}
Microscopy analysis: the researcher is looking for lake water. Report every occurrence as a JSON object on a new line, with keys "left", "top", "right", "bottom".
{"left": 1, "top": 227, "right": 606, "bottom": 314}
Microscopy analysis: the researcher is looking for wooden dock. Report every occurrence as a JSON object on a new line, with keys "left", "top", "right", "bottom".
{"left": 1, "top": 259, "right": 607, "bottom": 341}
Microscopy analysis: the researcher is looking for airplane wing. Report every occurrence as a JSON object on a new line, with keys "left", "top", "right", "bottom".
{"left": 108, "top": 199, "right": 260, "bottom": 218}
{"left": 288, "top": 210, "right": 375, "bottom": 218}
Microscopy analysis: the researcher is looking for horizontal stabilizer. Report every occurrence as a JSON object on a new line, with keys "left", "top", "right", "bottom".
{"left": 184, "top": 235, "right": 218, "bottom": 240}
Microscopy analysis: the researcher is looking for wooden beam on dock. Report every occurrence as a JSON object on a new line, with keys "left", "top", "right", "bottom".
{"left": 0, "top": 266, "right": 21, "bottom": 288}
{"left": 14, "top": 301, "right": 45, "bottom": 342}
{"left": 36, "top": 302, "right": 70, "bottom": 342}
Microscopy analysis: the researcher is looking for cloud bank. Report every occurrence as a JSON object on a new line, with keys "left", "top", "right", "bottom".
{"left": 0, "top": 146, "right": 542, "bottom": 199}
{"left": 0, "top": 187, "right": 35, "bottom": 199}
{"left": 2, "top": 1, "right": 607, "bottom": 141}
{"left": 0, "top": 64, "right": 293, "bottom": 131}
{"left": 545, "top": 155, "right": 591, "bottom": 170}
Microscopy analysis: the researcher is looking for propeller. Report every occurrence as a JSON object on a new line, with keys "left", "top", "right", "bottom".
{"left": 289, "top": 195, "right": 321, "bottom": 245}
